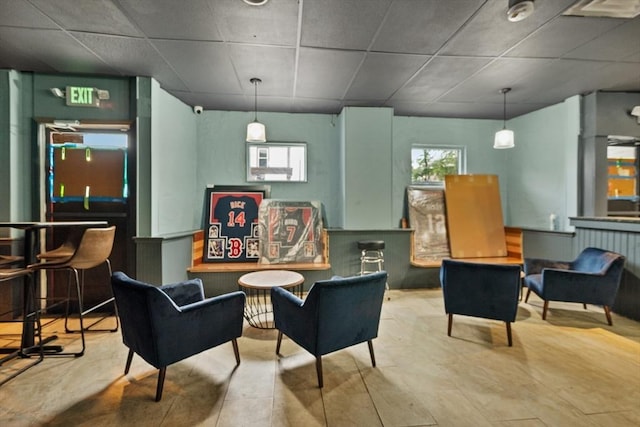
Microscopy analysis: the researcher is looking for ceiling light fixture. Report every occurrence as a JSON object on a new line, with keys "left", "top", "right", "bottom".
{"left": 494, "top": 88, "right": 515, "bottom": 149}
{"left": 246, "top": 78, "right": 266, "bottom": 143}
{"left": 243, "top": 0, "right": 269, "bottom": 6}
{"left": 50, "top": 87, "right": 65, "bottom": 98}
{"left": 507, "top": 0, "right": 535, "bottom": 22}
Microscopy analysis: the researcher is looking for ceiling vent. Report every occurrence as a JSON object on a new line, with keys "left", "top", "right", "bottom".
{"left": 563, "top": 0, "right": 640, "bottom": 18}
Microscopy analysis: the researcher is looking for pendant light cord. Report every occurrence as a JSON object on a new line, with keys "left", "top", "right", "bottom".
{"left": 254, "top": 80, "right": 258, "bottom": 122}
{"left": 500, "top": 87, "right": 511, "bottom": 130}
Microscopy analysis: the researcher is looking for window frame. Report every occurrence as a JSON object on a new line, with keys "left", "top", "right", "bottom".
{"left": 410, "top": 144, "right": 466, "bottom": 187}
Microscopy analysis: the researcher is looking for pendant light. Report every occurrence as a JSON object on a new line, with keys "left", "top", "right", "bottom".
{"left": 246, "top": 77, "right": 266, "bottom": 143}
{"left": 494, "top": 87, "right": 514, "bottom": 149}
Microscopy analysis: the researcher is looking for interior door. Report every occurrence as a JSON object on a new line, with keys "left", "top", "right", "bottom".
{"left": 42, "top": 122, "right": 134, "bottom": 311}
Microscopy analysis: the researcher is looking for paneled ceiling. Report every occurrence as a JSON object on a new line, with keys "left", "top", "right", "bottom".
{"left": 0, "top": 0, "right": 639, "bottom": 119}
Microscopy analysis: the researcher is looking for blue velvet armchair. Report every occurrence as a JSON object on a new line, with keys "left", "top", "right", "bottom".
{"left": 440, "top": 260, "right": 521, "bottom": 346}
{"left": 111, "top": 272, "right": 246, "bottom": 401}
{"left": 524, "top": 247, "right": 625, "bottom": 325}
{"left": 271, "top": 271, "right": 387, "bottom": 387}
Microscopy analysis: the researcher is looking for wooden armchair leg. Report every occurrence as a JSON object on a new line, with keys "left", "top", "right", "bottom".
{"left": 124, "top": 349, "right": 134, "bottom": 375}
{"left": 542, "top": 300, "right": 549, "bottom": 320}
{"left": 604, "top": 306, "right": 613, "bottom": 326}
{"left": 524, "top": 288, "right": 532, "bottom": 303}
{"left": 367, "top": 340, "right": 376, "bottom": 367}
{"left": 506, "top": 322, "right": 513, "bottom": 347}
{"left": 583, "top": 303, "right": 588, "bottom": 310}
{"left": 155, "top": 367, "right": 166, "bottom": 402}
{"left": 232, "top": 338, "right": 240, "bottom": 365}
{"left": 447, "top": 313, "right": 453, "bottom": 336}
{"left": 276, "top": 331, "right": 283, "bottom": 355}
{"left": 316, "top": 356, "right": 323, "bottom": 388}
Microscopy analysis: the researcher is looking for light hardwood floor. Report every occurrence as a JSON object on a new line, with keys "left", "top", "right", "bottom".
{"left": 0, "top": 289, "right": 638, "bottom": 426}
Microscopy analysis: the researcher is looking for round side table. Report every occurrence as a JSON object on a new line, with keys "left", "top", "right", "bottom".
{"left": 238, "top": 270, "right": 304, "bottom": 329}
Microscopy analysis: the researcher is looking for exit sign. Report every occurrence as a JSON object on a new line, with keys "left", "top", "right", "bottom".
{"left": 65, "top": 86, "right": 100, "bottom": 107}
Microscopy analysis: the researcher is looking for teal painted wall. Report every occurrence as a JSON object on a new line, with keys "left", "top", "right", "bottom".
{"left": 342, "top": 107, "right": 394, "bottom": 229}
{"left": 393, "top": 115, "right": 508, "bottom": 225}
{"left": 196, "top": 110, "right": 342, "bottom": 227}
{"left": 150, "top": 79, "right": 198, "bottom": 235}
{"left": 506, "top": 96, "right": 581, "bottom": 231}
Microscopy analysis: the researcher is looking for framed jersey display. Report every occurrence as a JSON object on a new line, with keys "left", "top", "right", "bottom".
{"left": 407, "top": 187, "right": 450, "bottom": 263}
{"left": 202, "top": 185, "right": 270, "bottom": 263}
{"left": 257, "top": 200, "right": 324, "bottom": 264}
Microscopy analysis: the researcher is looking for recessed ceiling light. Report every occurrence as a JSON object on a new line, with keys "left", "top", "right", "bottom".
{"left": 243, "top": 0, "right": 269, "bottom": 5}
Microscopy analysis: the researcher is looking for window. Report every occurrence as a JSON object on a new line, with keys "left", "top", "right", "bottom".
{"left": 247, "top": 142, "right": 307, "bottom": 182}
{"left": 411, "top": 145, "right": 465, "bottom": 186}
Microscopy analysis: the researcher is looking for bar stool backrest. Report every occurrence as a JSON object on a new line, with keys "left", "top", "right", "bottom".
{"left": 58, "top": 226, "right": 116, "bottom": 270}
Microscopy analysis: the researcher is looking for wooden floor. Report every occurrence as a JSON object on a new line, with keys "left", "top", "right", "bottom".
{"left": 0, "top": 289, "right": 638, "bottom": 426}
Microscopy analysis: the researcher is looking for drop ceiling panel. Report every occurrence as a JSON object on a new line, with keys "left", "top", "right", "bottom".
{"left": 371, "top": 0, "right": 482, "bottom": 54}
{"left": 565, "top": 18, "right": 640, "bottom": 60}
{"left": 212, "top": 0, "right": 299, "bottom": 45}
{"left": 441, "top": 0, "right": 578, "bottom": 56}
{"left": 72, "top": 32, "right": 188, "bottom": 92}
{"left": 391, "top": 56, "right": 491, "bottom": 102}
{"left": 0, "top": 0, "right": 57, "bottom": 28}
{"left": 169, "top": 90, "right": 249, "bottom": 111}
{"left": 296, "top": 48, "right": 365, "bottom": 99}
{"left": 301, "top": 0, "right": 391, "bottom": 50}
{"left": 118, "top": 0, "right": 222, "bottom": 41}
{"left": 441, "top": 58, "right": 553, "bottom": 103}
{"left": 505, "top": 16, "right": 623, "bottom": 58}
{"left": 345, "top": 52, "right": 429, "bottom": 100}
{"left": 154, "top": 40, "right": 240, "bottom": 94}
{"left": 228, "top": 44, "right": 295, "bottom": 97}
{"left": 0, "top": 27, "right": 117, "bottom": 74}
{"left": 392, "top": 100, "right": 549, "bottom": 120}
{"left": 29, "top": 0, "right": 142, "bottom": 36}
{"left": 291, "top": 98, "right": 343, "bottom": 114}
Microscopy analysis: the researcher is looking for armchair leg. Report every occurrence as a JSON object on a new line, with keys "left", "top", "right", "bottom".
{"left": 524, "top": 288, "right": 532, "bottom": 303}
{"left": 232, "top": 338, "right": 240, "bottom": 365}
{"left": 367, "top": 340, "right": 376, "bottom": 367}
{"left": 542, "top": 300, "right": 549, "bottom": 320}
{"left": 506, "top": 322, "right": 513, "bottom": 347}
{"left": 604, "top": 306, "right": 613, "bottom": 326}
{"left": 583, "top": 303, "right": 588, "bottom": 310}
{"left": 447, "top": 313, "right": 453, "bottom": 336}
{"left": 124, "top": 349, "right": 134, "bottom": 374}
{"left": 316, "top": 356, "right": 323, "bottom": 388}
{"left": 276, "top": 331, "right": 283, "bottom": 355}
{"left": 155, "top": 367, "right": 166, "bottom": 402}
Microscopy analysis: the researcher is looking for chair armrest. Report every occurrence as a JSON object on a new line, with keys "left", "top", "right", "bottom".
{"left": 179, "top": 290, "right": 246, "bottom": 313}
{"left": 524, "top": 258, "right": 570, "bottom": 275}
{"left": 271, "top": 286, "right": 317, "bottom": 354}
{"left": 271, "top": 286, "right": 304, "bottom": 308}
{"left": 151, "top": 291, "right": 246, "bottom": 366}
{"left": 541, "top": 268, "right": 617, "bottom": 305}
{"left": 161, "top": 278, "right": 205, "bottom": 306}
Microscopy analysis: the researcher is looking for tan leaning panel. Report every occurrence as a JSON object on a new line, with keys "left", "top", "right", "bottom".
{"left": 444, "top": 174, "right": 507, "bottom": 258}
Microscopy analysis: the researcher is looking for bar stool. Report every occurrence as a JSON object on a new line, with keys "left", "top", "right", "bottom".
{"left": 358, "top": 240, "right": 385, "bottom": 275}
{"left": 0, "top": 267, "right": 44, "bottom": 385}
{"left": 357, "top": 240, "right": 390, "bottom": 298}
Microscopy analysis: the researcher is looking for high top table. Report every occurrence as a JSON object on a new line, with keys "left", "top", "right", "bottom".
{"left": 0, "top": 221, "right": 108, "bottom": 355}
{"left": 238, "top": 270, "right": 304, "bottom": 329}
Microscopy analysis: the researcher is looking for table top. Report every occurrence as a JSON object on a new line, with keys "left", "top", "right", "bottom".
{"left": 0, "top": 221, "right": 108, "bottom": 229}
{"left": 238, "top": 270, "right": 304, "bottom": 289}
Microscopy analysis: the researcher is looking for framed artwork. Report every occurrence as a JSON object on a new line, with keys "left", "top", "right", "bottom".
{"left": 202, "top": 185, "right": 270, "bottom": 263}
{"left": 407, "top": 187, "right": 450, "bottom": 262}
{"left": 257, "top": 200, "right": 324, "bottom": 264}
